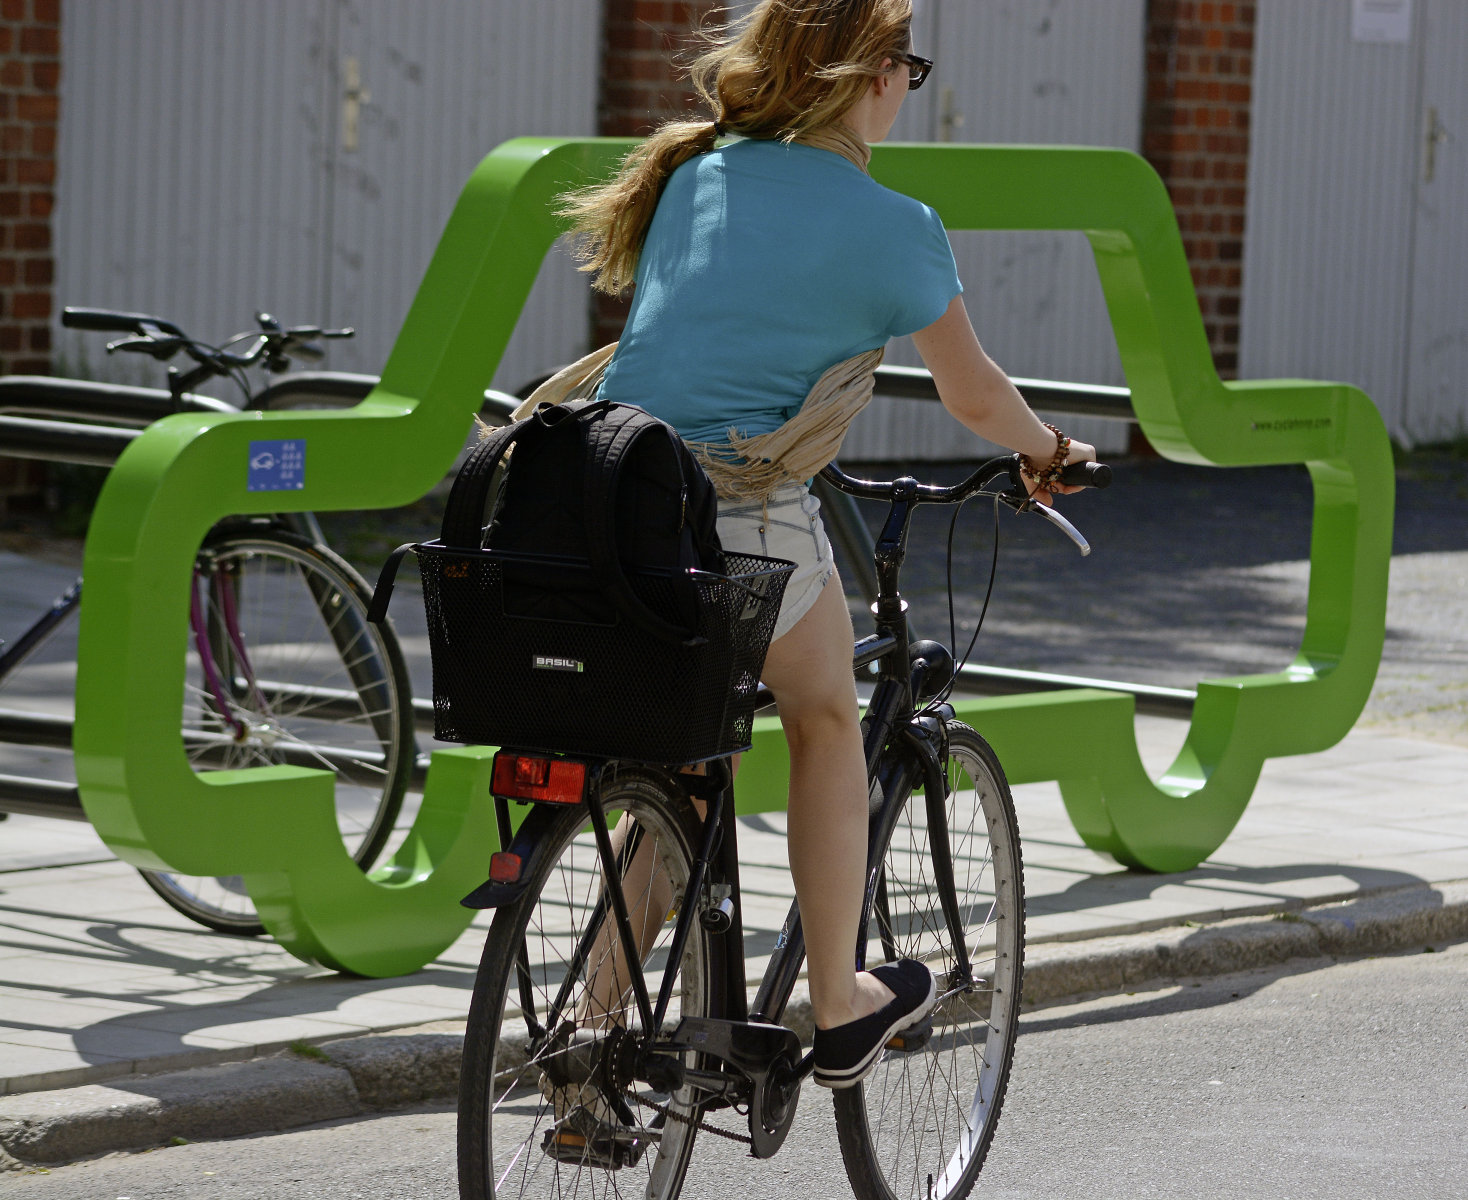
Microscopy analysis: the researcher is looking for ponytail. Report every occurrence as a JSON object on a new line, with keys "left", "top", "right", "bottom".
{"left": 559, "top": 0, "right": 912, "bottom": 296}
{"left": 557, "top": 119, "right": 720, "bottom": 296}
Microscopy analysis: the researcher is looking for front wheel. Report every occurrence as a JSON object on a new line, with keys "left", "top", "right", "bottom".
{"left": 459, "top": 769, "right": 713, "bottom": 1200}
{"left": 835, "top": 721, "right": 1025, "bottom": 1200}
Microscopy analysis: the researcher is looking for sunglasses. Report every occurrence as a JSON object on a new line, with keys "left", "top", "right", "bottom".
{"left": 895, "top": 51, "right": 933, "bottom": 90}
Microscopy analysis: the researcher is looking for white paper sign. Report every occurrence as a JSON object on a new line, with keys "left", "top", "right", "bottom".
{"left": 1352, "top": 0, "right": 1412, "bottom": 43}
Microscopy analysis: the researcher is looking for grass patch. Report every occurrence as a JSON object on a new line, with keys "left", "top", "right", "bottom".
{"left": 288, "top": 1038, "right": 332, "bottom": 1063}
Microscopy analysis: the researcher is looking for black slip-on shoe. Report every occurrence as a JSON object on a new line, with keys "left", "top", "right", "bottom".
{"left": 812, "top": 959, "right": 938, "bottom": 1089}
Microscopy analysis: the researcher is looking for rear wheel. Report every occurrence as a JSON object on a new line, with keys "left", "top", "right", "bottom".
{"left": 834, "top": 722, "right": 1025, "bottom": 1200}
{"left": 459, "top": 769, "right": 711, "bottom": 1200}
{"left": 139, "top": 527, "right": 415, "bottom": 934}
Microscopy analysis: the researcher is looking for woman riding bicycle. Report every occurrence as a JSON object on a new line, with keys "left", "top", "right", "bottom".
{"left": 560, "top": 0, "right": 1094, "bottom": 1090}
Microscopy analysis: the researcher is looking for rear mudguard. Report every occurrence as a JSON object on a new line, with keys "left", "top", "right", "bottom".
{"left": 460, "top": 799, "right": 569, "bottom": 909}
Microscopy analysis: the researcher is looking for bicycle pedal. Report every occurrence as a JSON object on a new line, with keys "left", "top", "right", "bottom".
{"left": 541, "top": 1122, "right": 656, "bottom": 1171}
{"left": 886, "top": 1017, "right": 933, "bottom": 1053}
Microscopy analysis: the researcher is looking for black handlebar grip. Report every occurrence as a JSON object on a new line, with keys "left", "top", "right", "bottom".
{"left": 1058, "top": 460, "right": 1112, "bottom": 489}
{"left": 61, "top": 307, "right": 184, "bottom": 337}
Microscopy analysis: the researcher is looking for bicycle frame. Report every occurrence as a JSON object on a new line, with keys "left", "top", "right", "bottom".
{"left": 493, "top": 456, "right": 1025, "bottom": 1152}
{"left": 0, "top": 578, "right": 81, "bottom": 685}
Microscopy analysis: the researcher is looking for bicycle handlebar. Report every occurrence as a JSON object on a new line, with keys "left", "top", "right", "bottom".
{"left": 62, "top": 307, "right": 186, "bottom": 339}
{"left": 1060, "top": 460, "right": 1111, "bottom": 488}
{"left": 819, "top": 454, "right": 1111, "bottom": 505}
{"left": 63, "top": 306, "right": 356, "bottom": 386}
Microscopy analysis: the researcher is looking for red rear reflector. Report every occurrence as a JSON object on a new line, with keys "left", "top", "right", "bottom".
{"left": 489, "top": 851, "right": 522, "bottom": 883}
{"left": 492, "top": 753, "right": 587, "bottom": 805}
{"left": 514, "top": 757, "right": 550, "bottom": 788}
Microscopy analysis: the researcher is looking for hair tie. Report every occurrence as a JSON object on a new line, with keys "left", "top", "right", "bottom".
{"left": 712, "top": 120, "right": 726, "bottom": 137}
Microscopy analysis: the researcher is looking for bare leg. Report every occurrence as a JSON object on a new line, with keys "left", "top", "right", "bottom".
{"left": 578, "top": 571, "right": 886, "bottom": 1031}
{"left": 760, "top": 571, "right": 894, "bottom": 1029}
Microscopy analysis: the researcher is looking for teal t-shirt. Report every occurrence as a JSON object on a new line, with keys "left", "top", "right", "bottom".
{"left": 597, "top": 138, "right": 962, "bottom": 445}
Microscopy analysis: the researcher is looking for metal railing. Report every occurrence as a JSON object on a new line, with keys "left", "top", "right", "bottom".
{"left": 0, "top": 365, "right": 1185, "bottom": 823}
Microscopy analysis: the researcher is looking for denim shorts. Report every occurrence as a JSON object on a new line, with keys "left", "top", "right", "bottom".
{"left": 716, "top": 482, "right": 835, "bottom": 643}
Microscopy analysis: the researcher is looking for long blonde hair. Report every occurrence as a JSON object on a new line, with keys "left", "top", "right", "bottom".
{"left": 561, "top": 0, "right": 913, "bottom": 295}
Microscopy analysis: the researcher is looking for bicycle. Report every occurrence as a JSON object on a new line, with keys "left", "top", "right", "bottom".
{"left": 455, "top": 451, "right": 1109, "bottom": 1200}
{"left": 0, "top": 307, "right": 417, "bottom": 934}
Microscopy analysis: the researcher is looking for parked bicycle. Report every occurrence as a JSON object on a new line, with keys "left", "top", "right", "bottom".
{"left": 0, "top": 307, "right": 416, "bottom": 933}
{"left": 455, "top": 452, "right": 1109, "bottom": 1199}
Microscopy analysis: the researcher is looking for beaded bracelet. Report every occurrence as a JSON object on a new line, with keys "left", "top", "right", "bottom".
{"left": 1019, "top": 423, "right": 1071, "bottom": 493}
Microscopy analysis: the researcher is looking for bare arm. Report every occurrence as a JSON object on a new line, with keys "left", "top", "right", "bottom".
{"left": 911, "top": 295, "right": 1094, "bottom": 496}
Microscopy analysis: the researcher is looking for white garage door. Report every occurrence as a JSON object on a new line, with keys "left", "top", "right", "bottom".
{"left": 55, "top": 0, "right": 600, "bottom": 399}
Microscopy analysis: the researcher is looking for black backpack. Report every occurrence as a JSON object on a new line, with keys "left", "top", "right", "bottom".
{"left": 448, "top": 399, "right": 724, "bottom": 645}
{"left": 370, "top": 400, "right": 792, "bottom": 764}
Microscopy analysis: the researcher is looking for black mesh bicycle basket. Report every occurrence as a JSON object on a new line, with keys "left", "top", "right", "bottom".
{"left": 414, "top": 545, "right": 794, "bottom": 765}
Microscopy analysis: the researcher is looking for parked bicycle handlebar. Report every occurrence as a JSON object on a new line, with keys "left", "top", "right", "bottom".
{"left": 61, "top": 307, "right": 187, "bottom": 338}
{"left": 61, "top": 306, "right": 357, "bottom": 408}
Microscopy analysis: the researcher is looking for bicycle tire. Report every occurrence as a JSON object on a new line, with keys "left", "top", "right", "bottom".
{"left": 139, "top": 527, "right": 415, "bottom": 935}
{"left": 834, "top": 721, "right": 1025, "bottom": 1200}
{"left": 459, "top": 768, "right": 712, "bottom": 1200}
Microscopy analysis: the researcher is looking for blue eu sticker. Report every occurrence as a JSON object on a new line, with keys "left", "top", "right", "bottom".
{"left": 247, "top": 440, "right": 306, "bottom": 492}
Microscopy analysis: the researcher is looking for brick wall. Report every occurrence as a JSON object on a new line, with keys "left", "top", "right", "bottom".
{"left": 0, "top": 0, "right": 57, "bottom": 512}
{"left": 592, "top": 1, "right": 718, "bottom": 348}
{"left": 1142, "top": 1, "right": 1256, "bottom": 379}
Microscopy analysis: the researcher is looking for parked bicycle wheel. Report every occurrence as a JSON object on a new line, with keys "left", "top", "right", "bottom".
{"left": 139, "top": 526, "right": 415, "bottom": 934}
{"left": 459, "top": 770, "right": 712, "bottom": 1200}
{"left": 835, "top": 722, "right": 1025, "bottom": 1200}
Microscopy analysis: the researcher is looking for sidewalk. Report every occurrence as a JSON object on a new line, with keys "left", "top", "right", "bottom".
{"left": 3, "top": 714, "right": 1465, "bottom": 1097}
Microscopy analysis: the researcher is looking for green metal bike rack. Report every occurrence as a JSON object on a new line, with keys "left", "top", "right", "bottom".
{"left": 74, "top": 139, "right": 1392, "bottom": 976}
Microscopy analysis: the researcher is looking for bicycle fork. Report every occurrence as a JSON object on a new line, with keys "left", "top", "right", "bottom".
{"left": 189, "top": 556, "right": 267, "bottom": 742}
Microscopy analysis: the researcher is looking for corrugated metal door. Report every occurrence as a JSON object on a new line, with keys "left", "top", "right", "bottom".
{"left": 55, "top": 1, "right": 333, "bottom": 384}
{"left": 1404, "top": 1, "right": 1468, "bottom": 441}
{"left": 842, "top": 0, "right": 1145, "bottom": 461}
{"left": 56, "top": 0, "right": 599, "bottom": 396}
{"left": 1241, "top": 0, "right": 1468, "bottom": 443}
{"left": 1239, "top": 0, "right": 1421, "bottom": 436}
{"left": 323, "top": 0, "right": 600, "bottom": 389}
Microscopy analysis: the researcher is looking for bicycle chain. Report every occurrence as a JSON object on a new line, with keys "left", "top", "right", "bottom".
{"left": 635, "top": 1093, "right": 753, "bottom": 1147}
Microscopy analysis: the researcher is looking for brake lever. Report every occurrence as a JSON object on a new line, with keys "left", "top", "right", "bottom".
{"left": 106, "top": 333, "right": 185, "bottom": 361}
{"left": 1032, "top": 501, "right": 1090, "bottom": 555}
{"left": 1001, "top": 492, "right": 1091, "bottom": 555}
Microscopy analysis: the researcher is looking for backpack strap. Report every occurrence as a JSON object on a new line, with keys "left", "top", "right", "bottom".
{"left": 581, "top": 405, "right": 708, "bottom": 647}
{"left": 439, "top": 419, "right": 524, "bottom": 549}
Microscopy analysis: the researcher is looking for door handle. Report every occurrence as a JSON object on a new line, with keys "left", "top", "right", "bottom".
{"left": 1424, "top": 105, "right": 1449, "bottom": 183}
{"left": 342, "top": 57, "right": 370, "bottom": 153}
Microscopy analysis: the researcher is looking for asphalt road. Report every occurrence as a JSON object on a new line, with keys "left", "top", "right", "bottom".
{"left": 10, "top": 939, "right": 1465, "bottom": 1198}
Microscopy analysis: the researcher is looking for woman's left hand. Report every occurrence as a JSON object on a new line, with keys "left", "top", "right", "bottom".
{"left": 1025, "top": 439, "right": 1096, "bottom": 507}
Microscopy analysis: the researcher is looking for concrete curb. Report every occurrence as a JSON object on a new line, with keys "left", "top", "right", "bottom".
{"left": 3, "top": 880, "right": 1464, "bottom": 1166}
{"left": 1019, "top": 880, "right": 1468, "bottom": 1006}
